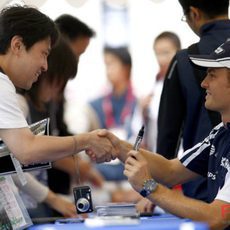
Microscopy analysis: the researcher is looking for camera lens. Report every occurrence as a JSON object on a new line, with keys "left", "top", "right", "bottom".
{"left": 77, "top": 198, "right": 90, "bottom": 212}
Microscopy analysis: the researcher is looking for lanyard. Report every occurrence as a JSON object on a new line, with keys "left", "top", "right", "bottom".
{"left": 102, "top": 83, "right": 135, "bottom": 128}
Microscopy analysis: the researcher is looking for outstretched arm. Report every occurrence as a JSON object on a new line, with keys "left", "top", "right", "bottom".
{"left": 0, "top": 128, "right": 118, "bottom": 165}
{"left": 97, "top": 130, "right": 197, "bottom": 186}
{"left": 124, "top": 151, "right": 230, "bottom": 230}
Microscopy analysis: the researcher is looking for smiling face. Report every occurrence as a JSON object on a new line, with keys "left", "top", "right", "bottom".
{"left": 201, "top": 67, "right": 230, "bottom": 117}
{"left": 7, "top": 36, "right": 51, "bottom": 90}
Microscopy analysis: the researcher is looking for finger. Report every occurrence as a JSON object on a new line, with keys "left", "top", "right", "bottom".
{"left": 102, "top": 131, "right": 120, "bottom": 146}
{"left": 125, "top": 156, "right": 138, "bottom": 166}
{"left": 127, "top": 150, "right": 138, "bottom": 157}
{"left": 129, "top": 150, "right": 146, "bottom": 162}
{"left": 124, "top": 163, "right": 134, "bottom": 171}
{"left": 123, "top": 169, "right": 131, "bottom": 177}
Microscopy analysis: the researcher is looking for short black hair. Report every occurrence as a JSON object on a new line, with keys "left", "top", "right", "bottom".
{"left": 0, "top": 5, "right": 59, "bottom": 54}
{"left": 55, "top": 14, "right": 95, "bottom": 41}
{"left": 104, "top": 46, "right": 132, "bottom": 67}
{"left": 154, "top": 31, "right": 181, "bottom": 50}
{"left": 178, "top": 0, "right": 229, "bottom": 18}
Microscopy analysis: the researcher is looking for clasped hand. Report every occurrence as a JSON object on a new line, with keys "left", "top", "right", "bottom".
{"left": 85, "top": 129, "right": 121, "bottom": 163}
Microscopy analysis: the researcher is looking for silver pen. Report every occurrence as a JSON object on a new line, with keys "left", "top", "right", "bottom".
{"left": 133, "top": 125, "right": 145, "bottom": 151}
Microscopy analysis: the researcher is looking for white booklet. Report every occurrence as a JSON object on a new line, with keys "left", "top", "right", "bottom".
{"left": 0, "top": 118, "right": 52, "bottom": 176}
{"left": 95, "top": 203, "right": 139, "bottom": 217}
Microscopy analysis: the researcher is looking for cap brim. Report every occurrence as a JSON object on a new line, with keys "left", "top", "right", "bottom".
{"left": 189, "top": 54, "right": 223, "bottom": 68}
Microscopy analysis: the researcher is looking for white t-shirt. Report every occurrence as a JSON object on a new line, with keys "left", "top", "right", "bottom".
{"left": 0, "top": 73, "right": 27, "bottom": 129}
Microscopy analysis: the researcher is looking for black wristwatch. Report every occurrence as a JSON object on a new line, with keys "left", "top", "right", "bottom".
{"left": 140, "top": 178, "right": 158, "bottom": 197}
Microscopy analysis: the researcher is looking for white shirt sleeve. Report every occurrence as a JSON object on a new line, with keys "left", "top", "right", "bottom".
{"left": 12, "top": 173, "right": 49, "bottom": 203}
{"left": 0, "top": 73, "right": 27, "bottom": 129}
{"left": 215, "top": 171, "right": 230, "bottom": 203}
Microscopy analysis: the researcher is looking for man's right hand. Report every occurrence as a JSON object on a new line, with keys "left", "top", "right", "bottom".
{"left": 85, "top": 129, "right": 120, "bottom": 163}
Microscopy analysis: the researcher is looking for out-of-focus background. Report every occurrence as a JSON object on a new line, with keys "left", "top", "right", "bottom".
{"left": 1, "top": 0, "right": 200, "bottom": 133}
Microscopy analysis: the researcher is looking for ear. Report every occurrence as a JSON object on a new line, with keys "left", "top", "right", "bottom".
{"left": 189, "top": 6, "right": 202, "bottom": 21}
{"left": 10, "top": 35, "right": 24, "bottom": 55}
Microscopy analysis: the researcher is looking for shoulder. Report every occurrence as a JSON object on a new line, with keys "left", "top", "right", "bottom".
{"left": 0, "top": 73, "right": 15, "bottom": 93}
{"left": 16, "top": 94, "right": 29, "bottom": 118}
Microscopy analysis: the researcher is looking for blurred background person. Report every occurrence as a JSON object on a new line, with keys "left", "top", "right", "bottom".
{"left": 89, "top": 46, "right": 141, "bottom": 181}
{"left": 84, "top": 46, "right": 142, "bottom": 203}
{"left": 141, "top": 31, "right": 181, "bottom": 152}
{"left": 134, "top": 32, "right": 181, "bottom": 214}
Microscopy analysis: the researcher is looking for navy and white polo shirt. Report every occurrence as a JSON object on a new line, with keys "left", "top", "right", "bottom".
{"left": 179, "top": 122, "right": 230, "bottom": 203}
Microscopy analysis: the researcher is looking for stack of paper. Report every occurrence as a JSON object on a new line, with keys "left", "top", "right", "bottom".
{"left": 95, "top": 203, "right": 139, "bottom": 217}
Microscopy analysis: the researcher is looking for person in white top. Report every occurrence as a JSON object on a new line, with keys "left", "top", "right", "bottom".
{"left": 0, "top": 6, "right": 118, "bottom": 167}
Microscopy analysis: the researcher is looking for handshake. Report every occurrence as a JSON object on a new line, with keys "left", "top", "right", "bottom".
{"left": 81, "top": 129, "right": 125, "bottom": 164}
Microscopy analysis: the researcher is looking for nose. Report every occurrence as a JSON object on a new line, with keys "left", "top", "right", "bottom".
{"left": 201, "top": 75, "right": 208, "bottom": 89}
{"left": 41, "top": 58, "right": 48, "bottom": 72}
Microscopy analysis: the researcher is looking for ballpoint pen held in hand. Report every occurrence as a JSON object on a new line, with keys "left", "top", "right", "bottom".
{"left": 133, "top": 125, "right": 145, "bottom": 151}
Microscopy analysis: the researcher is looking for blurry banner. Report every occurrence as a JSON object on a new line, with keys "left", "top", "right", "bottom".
{"left": 1, "top": 0, "right": 47, "bottom": 8}
{"left": 0, "top": 176, "right": 32, "bottom": 229}
{"left": 0, "top": 0, "right": 10, "bottom": 9}
{"left": 23, "top": 0, "right": 47, "bottom": 7}
{"left": 65, "top": 0, "right": 88, "bottom": 8}
{"left": 0, "top": 118, "right": 51, "bottom": 176}
{"left": 102, "top": 0, "right": 130, "bottom": 47}
{"left": 149, "top": 0, "right": 166, "bottom": 3}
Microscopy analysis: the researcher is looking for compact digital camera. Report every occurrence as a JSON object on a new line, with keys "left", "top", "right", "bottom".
{"left": 73, "top": 186, "right": 93, "bottom": 214}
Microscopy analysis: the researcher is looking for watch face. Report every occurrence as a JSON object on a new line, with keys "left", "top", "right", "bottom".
{"left": 144, "top": 179, "right": 157, "bottom": 193}
{"left": 140, "top": 179, "right": 157, "bottom": 197}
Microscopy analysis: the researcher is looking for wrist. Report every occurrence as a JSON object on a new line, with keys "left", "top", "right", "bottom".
{"left": 73, "top": 133, "right": 89, "bottom": 153}
{"left": 118, "top": 140, "right": 132, "bottom": 162}
{"left": 139, "top": 178, "right": 158, "bottom": 198}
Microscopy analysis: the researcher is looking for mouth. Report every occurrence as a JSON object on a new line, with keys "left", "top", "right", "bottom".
{"left": 34, "top": 71, "right": 41, "bottom": 81}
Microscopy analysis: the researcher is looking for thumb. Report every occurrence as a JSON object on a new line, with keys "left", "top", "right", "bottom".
{"left": 97, "top": 129, "right": 108, "bottom": 137}
{"left": 129, "top": 150, "right": 145, "bottom": 161}
{"left": 98, "top": 129, "right": 120, "bottom": 146}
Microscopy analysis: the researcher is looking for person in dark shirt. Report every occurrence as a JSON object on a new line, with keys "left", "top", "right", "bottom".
{"left": 101, "top": 39, "right": 230, "bottom": 230}
{"left": 157, "top": 0, "right": 230, "bottom": 201}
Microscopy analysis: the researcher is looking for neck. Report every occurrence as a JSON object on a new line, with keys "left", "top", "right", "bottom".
{"left": 113, "top": 81, "right": 129, "bottom": 97}
{"left": 221, "top": 114, "right": 230, "bottom": 124}
{"left": 198, "top": 15, "right": 229, "bottom": 33}
{"left": 0, "top": 54, "right": 14, "bottom": 79}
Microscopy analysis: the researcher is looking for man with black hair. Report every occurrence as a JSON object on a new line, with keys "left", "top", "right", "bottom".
{"left": 157, "top": 0, "right": 230, "bottom": 201}
{"left": 0, "top": 6, "right": 117, "bottom": 174}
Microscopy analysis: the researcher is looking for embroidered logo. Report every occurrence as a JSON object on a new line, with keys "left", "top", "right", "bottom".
{"left": 207, "top": 172, "right": 216, "bottom": 180}
{"left": 221, "top": 157, "right": 230, "bottom": 172}
{"left": 215, "top": 46, "right": 224, "bottom": 54}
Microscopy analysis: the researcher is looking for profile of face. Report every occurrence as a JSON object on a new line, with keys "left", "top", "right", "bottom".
{"left": 154, "top": 38, "right": 178, "bottom": 76}
{"left": 70, "top": 36, "right": 90, "bottom": 58}
{"left": 201, "top": 68, "right": 230, "bottom": 113}
{"left": 12, "top": 36, "right": 50, "bottom": 90}
{"left": 104, "top": 52, "right": 129, "bottom": 86}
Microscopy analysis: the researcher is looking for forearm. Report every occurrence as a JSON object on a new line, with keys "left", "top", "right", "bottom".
{"left": 10, "top": 131, "right": 88, "bottom": 165}
{"left": 12, "top": 173, "right": 49, "bottom": 203}
{"left": 140, "top": 150, "right": 176, "bottom": 186}
{"left": 149, "top": 185, "right": 227, "bottom": 230}
{"left": 117, "top": 140, "right": 178, "bottom": 186}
